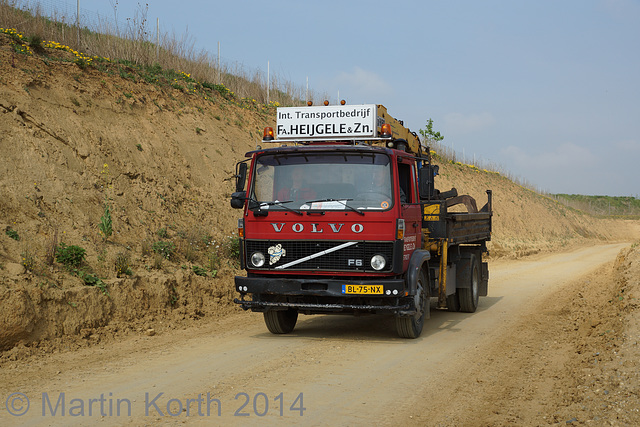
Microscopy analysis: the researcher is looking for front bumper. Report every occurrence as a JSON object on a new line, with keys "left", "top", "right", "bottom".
{"left": 234, "top": 275, "right": 412, "bottom": 315}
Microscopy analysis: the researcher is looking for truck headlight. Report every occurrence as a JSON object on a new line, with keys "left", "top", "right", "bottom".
{"left": 370, "top": 254, "right": 386, "bottom": 271}
{"left": 251, "top": 252, "right": 265, "bottom": 267}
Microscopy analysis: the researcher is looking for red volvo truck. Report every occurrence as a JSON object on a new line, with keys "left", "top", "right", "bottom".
{"left": 231, "top": 103, "right": 492, "bottom": 338}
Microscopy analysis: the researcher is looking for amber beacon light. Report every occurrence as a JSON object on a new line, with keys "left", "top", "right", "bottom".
{"left": 380, "top": 123, "right": 392, "bottom": 138}
{"left": 262, "top": 127, "right": 275, "bottom": 141}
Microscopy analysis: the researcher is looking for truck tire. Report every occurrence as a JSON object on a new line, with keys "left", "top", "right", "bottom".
{"left": 458, "top": 253, "right": 480, "bottom": 313}
{"left": 396, "top": 270, "right": 429, "bottom": 339}
{"left": 263, "top": 309, "right": 298, "bottom": 334}
{"left": 446, "top": 292, "right": 461, "bottom": 312}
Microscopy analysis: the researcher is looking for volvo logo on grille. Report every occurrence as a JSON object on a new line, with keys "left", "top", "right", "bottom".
{"left": 271, "top": 223, "right": 363, "bottom": 233}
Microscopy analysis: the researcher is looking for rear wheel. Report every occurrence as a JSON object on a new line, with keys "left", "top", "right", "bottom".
{"left": 458, "top": 253, "right": 480, "bottom": 313}
{"left": 446, "top": 291, "right": 461, "bottom": 312}
{"left": 396, "top": 270, "right": 429, "bottom": 338}
{"left": 263, "top": 309, "right": 298, "bottom": 334}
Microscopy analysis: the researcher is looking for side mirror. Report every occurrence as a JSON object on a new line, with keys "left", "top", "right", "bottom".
{"left": 235, "top": 162, "right": 248, "bottom": 192}
{"left": 419, "top": 164, "right": 439, "bottom": 199}
{"left": 230, "top": 191, "right": 246, "bottom": 209}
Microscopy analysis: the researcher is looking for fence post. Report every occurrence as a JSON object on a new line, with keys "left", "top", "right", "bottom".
{"left": 76, "top": 0, "right": 80, "bottom": 46}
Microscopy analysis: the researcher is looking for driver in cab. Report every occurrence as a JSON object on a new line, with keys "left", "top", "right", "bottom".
{"left": 366, "top": 167, "right": 406, "bottom": 204}
{"left": 277, "top": 166, "right": 316, "bottom": 202}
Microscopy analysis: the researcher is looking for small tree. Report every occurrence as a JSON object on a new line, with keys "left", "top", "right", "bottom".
{"left": 419, "top": 118, "right": 446, "bottom": 160}
{"left": 419, "top": 118, "right": 444, "bottom": 145}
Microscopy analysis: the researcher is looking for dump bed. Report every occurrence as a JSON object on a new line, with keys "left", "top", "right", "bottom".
{"left": 422, "top": 194, "right": 492, "bottom": 245}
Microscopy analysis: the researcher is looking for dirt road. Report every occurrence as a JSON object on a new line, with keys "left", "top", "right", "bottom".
{"left": 0, "top": 243, "right": 632, "bottom": 426}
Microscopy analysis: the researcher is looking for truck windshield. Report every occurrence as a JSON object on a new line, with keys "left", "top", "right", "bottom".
{"left": 251, "top": 152, "right": 393, "bottom": 211}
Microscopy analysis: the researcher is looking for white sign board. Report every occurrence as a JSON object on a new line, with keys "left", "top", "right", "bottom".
{"left": 276, "top": 104, "right": 377, "bottom": 140}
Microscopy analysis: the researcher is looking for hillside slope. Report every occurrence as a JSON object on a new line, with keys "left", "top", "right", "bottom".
{"left": 1, "top": 33, "right": 638, "bottom": 352}
{"left": 435, "top": 161, "right": 639, "bottom": 257}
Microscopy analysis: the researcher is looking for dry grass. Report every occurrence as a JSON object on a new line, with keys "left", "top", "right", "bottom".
{"left": 426, "top": 138, "right": 547, "bottom": 194}
{"left": 3, "top": 0, "right": 547, "bottom": 195}
{"left": 0, "top": 0, "right": 321, "bottom": 106}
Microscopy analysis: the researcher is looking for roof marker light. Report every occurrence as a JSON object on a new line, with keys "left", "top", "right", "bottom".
{"left": 263, "top": 127, "right": 274, "bottom": 141}
{"left": 340, "top": 99, "right": 346, "bottom": 105}
{"left": 324, "top": 100, "right": 329, "bottom": 106}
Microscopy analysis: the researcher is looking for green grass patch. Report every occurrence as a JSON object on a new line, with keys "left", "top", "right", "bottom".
{"left": 55, "top": 243, "right": 86, "bottom": 268}
{"left": 552, "top": 194, "right": 640, "bottom": 217}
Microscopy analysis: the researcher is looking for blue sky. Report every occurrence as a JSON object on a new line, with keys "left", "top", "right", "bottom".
{"left": 38, "top": 0, "right": 640, "bottom": 196}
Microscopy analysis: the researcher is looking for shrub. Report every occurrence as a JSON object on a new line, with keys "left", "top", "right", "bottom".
{"left": 45, "top": 229, "right": 59, "bottom": 266}
{"left": 21, "top": 249, "right": 37, "bottom": 272}
{"left": 55, "top": 243, "right": 86, "bottom": 268}
{"left": 26, "top": 34, "right": 44, "bottom": 53}
{"left": 114, "top": 251, "right": 132, "bottom": 276}
{"left": 157, "top": 227, "right": 168, "bottom": 238}
{"left": 5, "top": 227, "right": 20, "bottom": 241}
{"left": 207, "top": 250, "right": 220, "bottom": 272}
{"left": 76, "top": 269, "right": 109, "bottom": 296}
{"left": 183, "top": 242, "right": 198, "bottom": 263}
{"left": 99, "top": 202, "right": 113, "bottom": 241}
{"left": 152, "top": 254, "right": 164, "bottom": 269}
{"left": 141, "top": 238, "right": 152, "bottom": 256}
{"left": 192, "top": 265, "right": 208, "bottom": 277}
{"left": 223, "top": 235, "right": 240, "bottom": 259}
{"left": 152, "top": 240, "right": 175, "bottom": 259}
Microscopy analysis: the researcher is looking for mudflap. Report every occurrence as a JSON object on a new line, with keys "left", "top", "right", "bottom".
{"left": 479, "top": 261, "right": 489, "bottom": 296}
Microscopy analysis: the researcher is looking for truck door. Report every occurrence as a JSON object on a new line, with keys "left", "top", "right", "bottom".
{"left": 398, "top": 161, "right": 421, "bottom": 269}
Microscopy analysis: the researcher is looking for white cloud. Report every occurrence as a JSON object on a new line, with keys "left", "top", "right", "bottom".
{"left": 614, "top": 139, "right": 640, "bottom": 151}
{"left": 443, "top": 112, "right": 496, "bottom": 133}
{"left": 502, "top": 142, "right": 598, "bottom": 170}
{"left": 500, "top": 142, "right": 600, "bottom": 193}
{"left": 329, "top": 67, "right": 393, "bottom": 101}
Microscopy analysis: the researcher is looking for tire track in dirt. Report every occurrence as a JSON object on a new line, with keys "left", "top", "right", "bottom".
{"left": 0, "top": 243, "right": 630, "bottom": 426}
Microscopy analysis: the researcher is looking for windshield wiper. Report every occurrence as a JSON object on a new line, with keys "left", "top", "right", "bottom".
{"left": 305, "top": 198, "right": 365, "bottom": 216}
{"left": 242, "top": 195, "right": 304, "bottom": 216}
{"left": 262, "top": 200, "right": 304, "bottom": 216}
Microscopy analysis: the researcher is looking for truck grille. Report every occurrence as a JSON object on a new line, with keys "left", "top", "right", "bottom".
{"left": 244, "top": 240, "right": 394, "bottom": 272}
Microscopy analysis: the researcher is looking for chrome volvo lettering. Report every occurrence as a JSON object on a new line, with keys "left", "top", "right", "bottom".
{"left": 329, "top": 223, "right": 344, "bottom": 233}
{"left": 269, "top": 223, "right": 363, "bottom": 233}
{"left": 271, "top": 223, "right": 285, "bottom": 232}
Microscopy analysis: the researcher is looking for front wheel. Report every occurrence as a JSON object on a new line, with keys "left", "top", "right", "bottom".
{"left": 396, "top": 270, "right": 429, "bottom": 338}
{"left": 263, "top": 309, "right": 298, "bottom": 334}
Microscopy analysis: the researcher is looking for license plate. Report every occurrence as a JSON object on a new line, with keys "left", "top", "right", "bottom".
{"left": 342, "top": 284, "right": 383, "bottom": 295}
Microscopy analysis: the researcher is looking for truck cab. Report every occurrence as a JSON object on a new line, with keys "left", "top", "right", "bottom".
{"left": 231, "top": 103, "right": 492, "bottom": 338}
